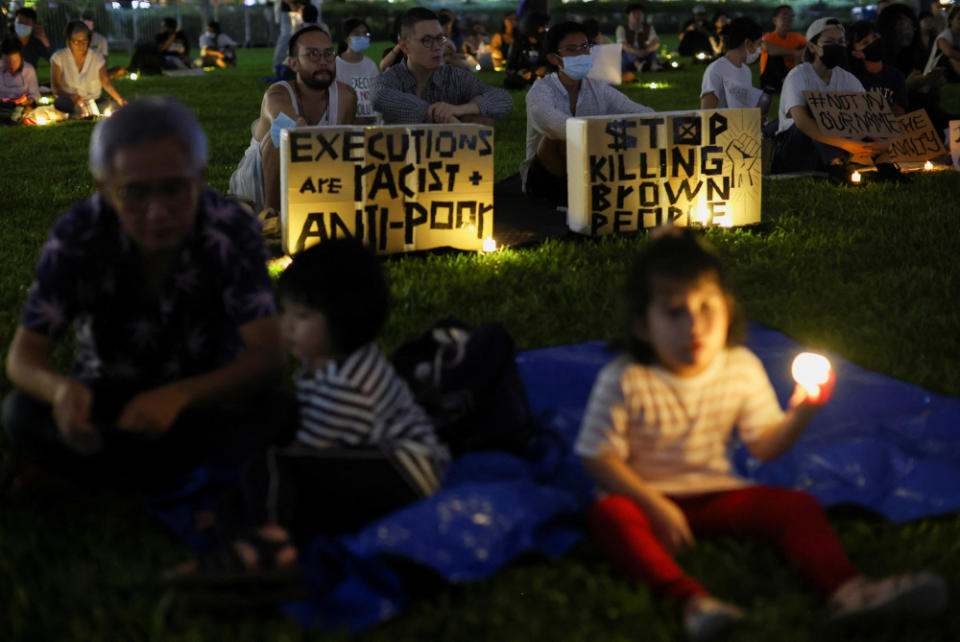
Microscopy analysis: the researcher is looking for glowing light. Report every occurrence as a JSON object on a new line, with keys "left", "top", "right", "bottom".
{"left": 696, "top": 52, "right": 708, "bottom": 60}
{"left": 850, "top": 171, "right": 861, "bottom": 184}
{"left": 924, "top": 160, "right": 934, "bottom": 171}
{"left": 475, "top": 64, "right": 481, "bottom": 71}
{"left": 671, "top": 61, "right": 679, "bottom": 68}
{"left": 39, "top": 96, "right": 51, "bottom": 105}
{"left": 130, "top": 72, "right": 139, "bottom": 81}
{"left": 101, "top": 107, "right": 113, "bottom": 117}
{"left": 267, "top": 255, "right": 293, "bottom": 277}
{"left": 791, "top": 352, "right": 832, "bottom": 398}
{"left": 642, "top": 82, "right": 670, "bottom": 90}
{"left": 482, "top": 236, "right": 497, "bottom": 253}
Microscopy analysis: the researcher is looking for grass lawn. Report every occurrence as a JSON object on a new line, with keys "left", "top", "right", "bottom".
{"left": 2, "top": 45, "right": 960, "bottom": 641}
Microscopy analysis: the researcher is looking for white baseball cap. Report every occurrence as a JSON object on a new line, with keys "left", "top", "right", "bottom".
{"left": 805, "top": 17, "right": 845, "bottom": 42}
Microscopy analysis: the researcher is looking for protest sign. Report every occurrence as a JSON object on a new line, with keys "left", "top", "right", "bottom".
{"left": 888, "top": 109, "right": 949, "bottom": 163}
{"left": 587, "top": 43, "right": 623, "bottom": 85}
{"left": 949, "top": 120, "right": 960, "bottom": 171}
{"left": 724, "top": 85, "right": 764, "bottom": 109}
{"left": 566, "top": 108, "right": 762, "bottom": 234}
{"left": 802, "top": 88, "right": 901, "bottom": 140}
{"left": 280, "top": 124, "right": 494, "bottom": 254}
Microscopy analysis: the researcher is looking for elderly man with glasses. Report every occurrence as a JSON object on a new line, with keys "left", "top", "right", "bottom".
{"left": 522, "top": 21, "right": 653, "bottom": 207}
{"left": 230, "top": 25, "right": 357, "bottom": 215}
{"left": 371, "top": 7, "right": 513, "bottom": 125}
{"left": 3, "top": 97, "right": 287, "bottom": 492}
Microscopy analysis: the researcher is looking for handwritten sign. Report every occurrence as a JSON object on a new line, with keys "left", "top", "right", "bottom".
{"left": 888, "top": 109, "right": 949, "bottom": 163}
{"left": 566, "top": 108, "right": 762, "bottom": 234}
{"left": 280, "top": 124, "right": 494, "bottom": 254}
{"left": 949, "top": 120, "right": 960, "bottom": 171}
{"left": 802, "top": 89, "right": 901, "bottom": 140}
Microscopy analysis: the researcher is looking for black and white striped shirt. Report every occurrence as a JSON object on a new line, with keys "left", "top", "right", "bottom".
{"left": 295, "top": 343, "right": 448, "bottom": 496}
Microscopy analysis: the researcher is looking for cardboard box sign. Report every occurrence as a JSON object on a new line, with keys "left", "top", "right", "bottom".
{"left": 802, "top": 88, "right": 901, "bottom": 141}
{"left": 566, "top": 107, "right": 762, "bottom": 235}
{"left": 280, "top": 124, "right": 494, "bottom": 255}
{"left": 887, "top": 109, "right": 949, "bottom": 164}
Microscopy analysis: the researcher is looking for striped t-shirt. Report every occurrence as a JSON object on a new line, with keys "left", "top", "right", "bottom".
{"left": 295, "top": 343, "right": 449, "bottom": 496}
{"left": 575, "top": 347, "right": 785, "bottom": 496}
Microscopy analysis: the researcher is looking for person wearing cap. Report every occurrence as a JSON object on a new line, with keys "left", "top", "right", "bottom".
{"left": 772, "top": 18, "right": 896, "bottom": 180}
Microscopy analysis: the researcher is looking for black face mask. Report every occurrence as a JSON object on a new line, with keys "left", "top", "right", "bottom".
{"left": 862, "top": 39, "right": 884, "bottom": 62}
{"left": 819, "top": 44, "right": 847, "bottom": 69}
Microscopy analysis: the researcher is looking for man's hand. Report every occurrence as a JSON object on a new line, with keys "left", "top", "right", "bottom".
{"left": 426, "top": 101, "right": 463, "bottom": 124}
{"left": 840, "top": 139, "right": 889, "bottom": 158}
{"left": 33, "top": 23, "right": 48, "bottom": 45}
{"left": 116, "top": 383, "right": 191, "bottom": 437}
{"left": 648, "top": 495, "right": 695, "bottom": 553}
{"left": 52, "top": 379, "right": 101, "bottom": 454}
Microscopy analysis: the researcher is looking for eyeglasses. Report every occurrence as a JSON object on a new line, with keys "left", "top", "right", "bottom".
{"left": 416, "top": 34, "right": 448, "bottom": 49}
{"left": 558, "top": 43, "right": 593, "bottom": 56}
{"left": 299, "top": 47, "right": 336, "bottom": 62}
{"left": 113, "top": 177, "right": 194, "bottom": 206}
{"left": 352, "top": 32, "right": 371, "bottom": 39}
{"left": 69, "top": 38, "right": 90, "bottom": 46}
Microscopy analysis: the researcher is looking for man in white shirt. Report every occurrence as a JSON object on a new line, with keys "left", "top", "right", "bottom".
{"left": 522, "top": 21, "right": 652, "bottom": 206}
{"left": 199, "top": 21, "right": 238, "bottom": 68}
{"left": 772, "top": 18, "right": 891, "bottom": 177}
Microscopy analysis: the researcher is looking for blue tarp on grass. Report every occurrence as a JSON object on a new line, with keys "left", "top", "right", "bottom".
{"left": 149, "top": 323, "right": 960, "bottom": 630}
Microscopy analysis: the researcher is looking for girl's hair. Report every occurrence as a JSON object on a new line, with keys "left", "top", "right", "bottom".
{"left": 64, "top": 20, "right": 91, "bottom": 41}
{"left": 619, "top": 229, "right": 745, "bottom": 363}
{"left": 722, "top": 16, "right": 762, "bottom": 50}
{"left": 338, "top": 17, "right": 369, "bottom": 56}
{"left": 277, "top": 238, "right": 389, "bottom": 357}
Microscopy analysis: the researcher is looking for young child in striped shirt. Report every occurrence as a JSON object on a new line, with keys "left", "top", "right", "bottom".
{"left": 575, "top": 229, "right": 946, "bottom": 640}
{"left": 176, "top": 239, "right": 448, "bottom": 582}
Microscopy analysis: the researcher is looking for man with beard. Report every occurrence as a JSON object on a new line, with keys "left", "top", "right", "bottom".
{"left": 771, "top": 18, "right": 897, "bottom": 181}
{"left": 371, "top": 7, "right": 513, "bottom": 125}
{"left": 230, "top": 26, "right": 357, "bottom": 214}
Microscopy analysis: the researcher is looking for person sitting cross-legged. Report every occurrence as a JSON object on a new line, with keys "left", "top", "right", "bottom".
{"left": 521, "top": 21, "right": 653, "bottom": 207}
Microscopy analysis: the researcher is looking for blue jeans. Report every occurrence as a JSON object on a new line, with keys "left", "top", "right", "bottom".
{"left": 622, "top": 50, "right": 659, "bottom": 72}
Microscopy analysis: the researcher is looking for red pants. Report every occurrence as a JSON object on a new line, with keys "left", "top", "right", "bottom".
{"left": 589, "top": 486, "right": 859, "bottom": 601}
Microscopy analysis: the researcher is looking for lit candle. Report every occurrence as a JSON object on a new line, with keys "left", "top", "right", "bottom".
{"left": 791, "top": 352, "right": 832, "bottom": 398}
{"left": 850, "top": 171, "right": 862, "bottom": 184}
{"left": 130, "top": 72, "right": 139, "bottom": 81}
{"left": 482, "top": 236, "right": 497, "bottom": 253}
{"left": 924, "top": 160, "right": 934, "bottom": 171}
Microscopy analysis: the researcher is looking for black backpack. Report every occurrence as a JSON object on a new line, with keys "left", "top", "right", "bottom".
{"left": 391, "top": 319, "right": 538, "bottom": 458}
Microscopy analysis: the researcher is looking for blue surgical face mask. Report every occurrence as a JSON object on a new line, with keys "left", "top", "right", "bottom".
{"left": 349, "top": 36, "right": 370, "bottom": 53}
{"left": 561, "top": 53, "right": 593, "bottom": 80}
{"left": 14, "top": 23, "right": 32, "bottom": 38}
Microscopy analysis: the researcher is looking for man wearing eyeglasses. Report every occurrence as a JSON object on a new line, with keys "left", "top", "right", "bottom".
{"left": 371, "top": 7, "right": 513, "bottom": 125}
{"left": 230, "top": 25, "right": 357, "bottom": 214}
{"left": 3, "top": 97, "right": 286, "bottom": 491}
{"left": 772, "top": 18, "right": 896, "bottom": 180}
{"left": 522, "top": 21, "right": 653, "bottom": 207}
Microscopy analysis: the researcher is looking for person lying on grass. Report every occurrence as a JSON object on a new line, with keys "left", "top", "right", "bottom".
{"left": 172, "top": 239, "right": 449, "bottom": 582}
{"left": 2, "top": 97, "right": 286, "bottom": 492}
{"left": 229, "top": 25, "right": 357, "bottom": 215}
{"left": 575, "top": 228, "right": 948, "bottom": 642}
{"left": 770, "top": 18, "right": 903, "bottom": 182}
{"left": 520, "top": 20, "right": 653, "bottom": 208}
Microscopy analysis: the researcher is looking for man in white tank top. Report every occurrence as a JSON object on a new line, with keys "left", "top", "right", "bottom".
{"left": 230, "top": 26, "right": 357, "bottom": 214}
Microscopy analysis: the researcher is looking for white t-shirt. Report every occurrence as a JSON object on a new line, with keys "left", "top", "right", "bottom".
{"left": 777, "top": 62, "right": 865, "bottom": 134}
{"left": 51, "top": 48, "right": 105, "bottom": 101}
{"left": 336, "top": 55, "right": 379, "bottom": 119}
{"left": 700, "top": 56, "right": 756, "bottom": 108}
{"left": 199, "top": 32, "right": 237, "bottom": 51}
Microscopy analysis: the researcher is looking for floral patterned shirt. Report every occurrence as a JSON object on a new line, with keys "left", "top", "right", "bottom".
{"left": 21, "top": 188, "right": 277, "bottom": 389}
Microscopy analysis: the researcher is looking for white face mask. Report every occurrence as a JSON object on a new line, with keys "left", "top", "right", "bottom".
{"left": 14, "top": 23, "right": 32, "bottom": 38}
{"left": 745, "top": 45, "right": 761, "bottom": 65}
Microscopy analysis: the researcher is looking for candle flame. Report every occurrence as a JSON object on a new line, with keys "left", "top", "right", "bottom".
{"left": 791, "top": 352, "right": 832, "bottom": 397}
{"left": 850, "top": 171, "right": 861, "bottom": 184}
{"left": 924, "top": 160, "right": 934, "bottom": 170}
{"left": 482, "top": 236, "right": 497, "bottom": 253}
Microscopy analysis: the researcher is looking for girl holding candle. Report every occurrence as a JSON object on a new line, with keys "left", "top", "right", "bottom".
{"left": 575, "top": 228, "right": 947, "bottom": 640}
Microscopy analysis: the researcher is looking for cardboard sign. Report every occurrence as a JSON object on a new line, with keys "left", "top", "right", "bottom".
{"left": 888, "top": 109, "right": 949, "bottom": 163}
{"left": 949, "top": 120, "right": 960, "bottom": 171}
{"left": 280, "top": 124, "right": 494, "bottom": 254}
{"left": 566, "top": 108, "right": 762, "bottom": 234}
{"left": 802, "top": 89, "right": 901, "bottom": 140}
{"left": 724, "top": 85, "right": 764, "bottom": 109}
{"left": 587, "top": 43, "right": 623, "bottom": 86}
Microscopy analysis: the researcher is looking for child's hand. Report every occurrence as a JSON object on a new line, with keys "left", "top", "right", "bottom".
{"left": 790, "top": 367, "right": 836, "bottom": 408}
{"left": 649, "top": 495, "right": 695, "bottom": 553}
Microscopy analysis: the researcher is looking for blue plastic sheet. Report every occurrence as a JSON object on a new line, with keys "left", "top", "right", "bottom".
{"left": 149, "top": 322, "right": 960, "bottom": 631}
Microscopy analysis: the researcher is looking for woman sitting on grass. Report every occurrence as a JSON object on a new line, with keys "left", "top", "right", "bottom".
{"left": 699, "top": 17, "right": 764, "bottom": 110}
{"left": 576, "top": 228, "right": 948, "bottom": 641}
{"left": 51, "top": 21, "right": 125, "bottom": 116}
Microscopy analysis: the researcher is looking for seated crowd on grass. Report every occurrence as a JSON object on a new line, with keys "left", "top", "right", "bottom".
{"left": 2, "top": 3, "right": 958, "bottom": 639}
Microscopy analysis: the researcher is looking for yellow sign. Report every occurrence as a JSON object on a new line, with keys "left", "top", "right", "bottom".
{"left": 566, "top": 108, "right": 762, "bottom": 234}
{"left": 280, "top": 124, "right": 494, "bottom": 254}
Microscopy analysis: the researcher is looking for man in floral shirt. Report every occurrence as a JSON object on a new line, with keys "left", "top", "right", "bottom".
{"left": 3, "top": 97, "right": 286, "bottom": 489}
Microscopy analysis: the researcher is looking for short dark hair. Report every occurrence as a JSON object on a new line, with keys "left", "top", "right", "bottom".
{"left": 338, "top": 17, "right": 369, "bottom": 55}
{"left": 619, "top": 229, "right": 744, "bottom": 363}
{"left": 277, "top": 239, "right": 390, "bottom": 357}
{"left": 288, "top": 24, "right": 330, "bottom": 58}
{"left": 15, "top": 8, "right": 38, "bottom": 22}
{"left": 82, "top": 9, "right": 95, "bottom": 21}
{"left": 400, "top": 7, "right": 439, "bottom": 38}
{"left": 208, "top": 21, "right": 221, "bottom": 33}
{"left": 848, "top": 20, "right": 876, "bottom": 46}
{"left": 582, "top": 19, "right": 601, "bottom": 41}
{"left": 546, "top": 20, "right": 589, "bottom": 54}
{"left": 625, "top": 3, "right": 646, "bottom": 15}
{"left": 162, "top": 17, "right": 177, "bottom": 30}
{"left": 301, "top": 4, "right": 319, "bottom": 24}
{"left": 1, "top": 36, "right": 24, "bottom": 56}
{"left": 723, "top": 16, "right": 762, "bottom": 50}
{"left": 773, "top": 5, "right": 793, "bottom": 18}
{"left": 64, "top": 20, "right": 91, "bottom": 42}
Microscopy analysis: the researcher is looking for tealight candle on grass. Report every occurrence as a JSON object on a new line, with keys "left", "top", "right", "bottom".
{"left": 791, "top": 352, "right": 832, "bottom": 399}
{"left": 924, "top": 160, "right": 934, "bottom": 171}
{"left": 482, "top": 236, "right": 497, "bottom": 253}
{"left": 850, "top": 171, "right": 862, "bottom": 184}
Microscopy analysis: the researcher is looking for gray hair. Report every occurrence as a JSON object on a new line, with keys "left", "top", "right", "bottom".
{"left": 88, "top": 96, "right": 208, "bottom": 180}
